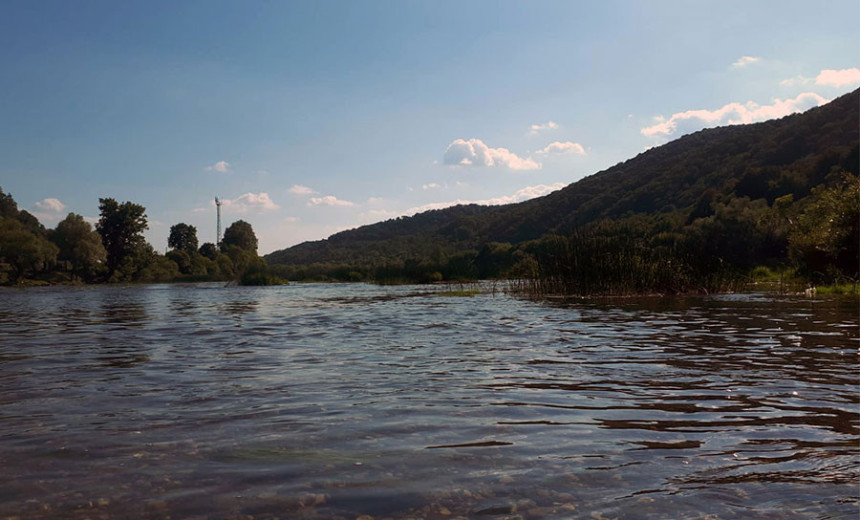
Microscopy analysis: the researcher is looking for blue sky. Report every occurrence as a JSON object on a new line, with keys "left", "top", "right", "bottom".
{"left": 2, "top": 1, "right": 858, "bottom": 254}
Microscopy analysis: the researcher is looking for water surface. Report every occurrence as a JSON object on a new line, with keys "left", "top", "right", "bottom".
{"left": 1, "top": 283, "right": 857, "bottom": 519}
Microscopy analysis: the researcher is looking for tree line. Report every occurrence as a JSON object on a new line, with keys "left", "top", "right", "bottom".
{"left": 0, "top": 190, "right": 282, "bottom": 286}
{"left": 267, "top": 173, "right": 859, "bottom": 294}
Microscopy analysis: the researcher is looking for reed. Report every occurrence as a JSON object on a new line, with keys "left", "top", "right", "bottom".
{"left": 515, "top": 230, "right": 746, "bottom": 298}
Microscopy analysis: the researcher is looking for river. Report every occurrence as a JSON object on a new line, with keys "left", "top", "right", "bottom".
{"left": 0, "top": 283, "right": 857, "bottom": 519}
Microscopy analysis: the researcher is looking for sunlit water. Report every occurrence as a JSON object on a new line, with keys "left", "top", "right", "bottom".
{"left": 1, "top": 283, "right": 857, "bottom": 519}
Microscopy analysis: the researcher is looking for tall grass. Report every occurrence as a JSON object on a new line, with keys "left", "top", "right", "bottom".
{"left": 514, "top": 231, "right": 746, "bottom": 298}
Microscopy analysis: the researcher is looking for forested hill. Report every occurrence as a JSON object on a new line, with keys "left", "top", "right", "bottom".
{"left": 266, "top": 88, "right": 859, "bottom": 267}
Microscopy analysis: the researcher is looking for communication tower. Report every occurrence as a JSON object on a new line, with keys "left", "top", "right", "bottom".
{"left": 215, "top": 197, "right": 222, "bottom": 246}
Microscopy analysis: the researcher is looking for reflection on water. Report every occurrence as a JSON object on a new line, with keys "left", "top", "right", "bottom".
{"left": 0, "top": 283, "right": 857, "bottom": 519}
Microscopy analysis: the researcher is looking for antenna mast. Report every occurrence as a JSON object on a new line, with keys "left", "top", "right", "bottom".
{"left": 215, "top": 197, "right": 222, "bottom": 246}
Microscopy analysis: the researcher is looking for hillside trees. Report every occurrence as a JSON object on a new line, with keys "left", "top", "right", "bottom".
{"left": 789, "top": 173, "right": 859, "bottom": 283}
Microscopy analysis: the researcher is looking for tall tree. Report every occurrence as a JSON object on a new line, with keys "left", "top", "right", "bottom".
{"left": 50, "top": 213, "right": 107, "bottom": 281}
{"left": 168, "top": 223, "right": 199, "bottom": 253}
{"left": 96, "top": 198, "right": 148, "bottom": 279}
{"left": 222, "top": 220, "right": 258, "bottom": 253}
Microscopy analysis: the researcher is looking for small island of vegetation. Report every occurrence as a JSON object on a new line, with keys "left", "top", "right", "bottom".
{"left": 0, "top": 192, "right": 285, "bottom": 287}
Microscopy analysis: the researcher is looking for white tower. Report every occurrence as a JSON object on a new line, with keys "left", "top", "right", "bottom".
{"left": 215, "top": 197, "right": 222, "bottom": 246}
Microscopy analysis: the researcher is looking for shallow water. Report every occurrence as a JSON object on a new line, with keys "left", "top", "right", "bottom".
{"left": 0, "top": 283, "right": 857, "bottom": 519}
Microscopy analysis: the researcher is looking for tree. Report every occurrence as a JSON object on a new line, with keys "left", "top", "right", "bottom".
{"left": 168, "top": 223, "right": 199, "bottom": 253}
{"left": 222, "top": 220, "right": 258, "bottom": 253}
{"left": 0, "top": 187, "right": 19, "bottom": 219}
{"left": 199, "top": 242, "right": 219, "bottom": 260}
{"left": 0, "top": 216, "right": 58, "bottom": 283}
{"left": 96, "top": 198, "right": 148, "bottom": 280}
{"left": 789, "top": 173, "right": 860, "bottom": 282}
{"left": 50, "top": 213, "right": 107, "bottom": 281}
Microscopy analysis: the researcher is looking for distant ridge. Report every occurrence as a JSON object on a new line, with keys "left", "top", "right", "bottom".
{"left": 266, "top": 88, "right": 859, "bottom": 266}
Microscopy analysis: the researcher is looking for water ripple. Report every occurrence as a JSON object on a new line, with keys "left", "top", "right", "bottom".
{"left": 0, "top": 284, "right": 857, "bottom": 519}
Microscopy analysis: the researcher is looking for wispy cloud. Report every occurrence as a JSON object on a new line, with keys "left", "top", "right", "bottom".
{"left": 205, "top": 160, "right": 230, "bottom": 173}
{"left": 528, "top": 121, "right": 559, "bottom": 134}
{"left": 535, "top": 141, "right": 586, "bottom": 155}
{"left": 641, "top": 92, "right": 829, "bottom": 139}
{"left": 815, "top": 68, "right": 860, "bottom": 87}
{"left": 780, "top": 75, "right": 812, "bottom": 87}
{"left": 288, "top": 184, "right": 318, "bottom": 195}
{"left": 422, "top": 183, "right": 441, "bottom": 190}
{"left": 443, "top": 138, "right": 541, "bottom": 171}
{"left": 404, "top": 183, "right": 565, "bottom": 215}
{"left": 308, "top": 195, "right": 354, "bottom": 207}
{"left": 732, "top": 56, "right": 761, "bottom": 68}
{"left": 221, "top": 192, "right": 279, "bottom": 212}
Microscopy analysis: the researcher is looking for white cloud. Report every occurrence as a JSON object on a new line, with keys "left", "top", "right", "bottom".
{"left": 780, "top": 68, "right": 860, "bottom": 88}
{"left": 308, "top": 195, "right": 354, "bottom": 207}
{"left": 34, "top": 198, "right": 66, "bottom": 213}
{"left": 221, "top": 192, "right": 279, "bottom": 212}
{"left": 362, "top": 208, "right": 400, "bottom": 220}
{"left": 404, "top": 182, "right": 565, "bottom": 215}
{"left": 443, "top": 138, "right": 541, "bottom": 171}
{"left": 30, "top": 198, "right": 67, "bottom": 223}
{"left": 780, "top": 75, "right": 812, "bottom": 87}
{"left": 815, "top": 68, "right": 860, "bottom": 87}
{"left": 284, "top": 216, "right": 300, "bottom": 223}
{"left": 288, "top": 184, "right": 317, "bottom": 195}
{"left": 732, "top": 56, "right": 761, "bottom": 68}
{"left": 422, "top": 183, "right": 441, "bottom": 190}
{"left": 205, "top": 160, "right": 230, "bottom": 173}
{"left": 528, "top": 121, "right": 559, "bottom": 134}
{"left": 535, "top": 141, "right": 586, "bottom": 155}
{"left": 641, "top": 92, "right": 830, "bottom": 139}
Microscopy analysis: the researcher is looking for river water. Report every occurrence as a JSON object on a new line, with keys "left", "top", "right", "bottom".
{"left": 0, "top": 283, "right": 857, "bottom": 519}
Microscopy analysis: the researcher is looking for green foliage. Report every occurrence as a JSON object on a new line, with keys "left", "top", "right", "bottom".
{"left": 0, "top": 188, "right": 18, "bottom": 219}
{"left": 136, "top": 252, "right": 181, "bottom": 283}
{"left": 199, "top": 242, "right": 219, "bottom": 260}
{"left": 166, "top": 249, "right": 193, "bottom": 274}
{"left": 239, "top": 256, "right": 287, "bottom": 286}
{"left": 222, "top": 220, "right": 258, "bottom": 253}
{"left": 50, "top": 213, "right": 107, "bottom": 281}
{"left": 0, "top": 187, "right": 59, "bottom": 284}
{"left": 97, "top": 198, "right": 148, "bottom": 280}
{"left": 168, "top": 223, "right": 199, "bottom": 253}
{"left": 0, "top": 215, "right": 58, "bottom": 283}
{"left": 0, "top": 188, "right": 272, "bottom": 286}
{"left": 815, "top": 283, "right": 859, "bottom": 295}
{"left": 789, "top": 173, "right": 860, "bottom": 283}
